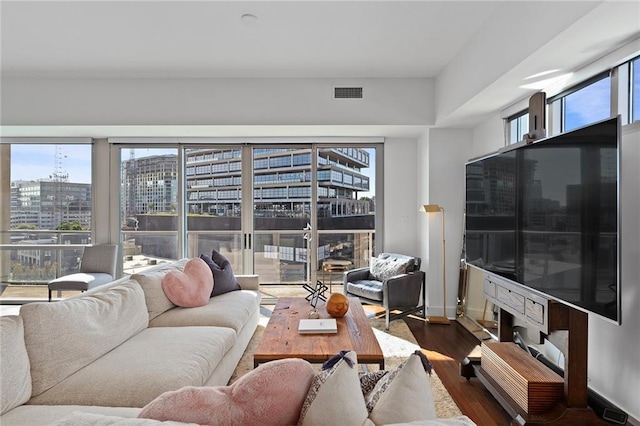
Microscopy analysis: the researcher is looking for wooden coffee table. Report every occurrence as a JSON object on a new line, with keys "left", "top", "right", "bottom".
{"left": 253, "top": 296, "right": 384, "bottom": 369}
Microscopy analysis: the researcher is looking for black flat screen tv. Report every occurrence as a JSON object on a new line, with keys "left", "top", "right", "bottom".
{"left": 465, "top": 116, "right": 620, "bottom": 323}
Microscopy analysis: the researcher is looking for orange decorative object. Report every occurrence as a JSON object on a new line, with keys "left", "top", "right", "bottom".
{"left": 326, "top": 293, "right": 349, "bottom": 318}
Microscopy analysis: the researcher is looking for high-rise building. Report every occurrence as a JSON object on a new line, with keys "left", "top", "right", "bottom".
{"left": 185, "top": 147, "right": 371, "bottom": 218}
{"left": 10, "top": 180, "right": 92, "bottom": 229}
{"left": 121, "top": 154, "right": 179, "bottom": 218}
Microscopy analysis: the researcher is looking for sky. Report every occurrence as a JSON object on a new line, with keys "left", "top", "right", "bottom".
{"left": 11, "top": 144, "right": 93, "bottom": 183}
{"left": 564, "top": 77, "right": 611, "bottom": 132}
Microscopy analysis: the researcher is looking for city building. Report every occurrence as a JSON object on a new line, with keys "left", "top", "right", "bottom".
{"left": 10, "top": 180, "right": 91, "bottom": 230}
{"left": 121, "top": 154, "right": 179, "bottom": 218}
{"left": 185, "top": 147, "right": 371, "bottom": 218}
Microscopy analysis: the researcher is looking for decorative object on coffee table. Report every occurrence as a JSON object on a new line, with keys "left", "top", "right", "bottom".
{"left": 308, "top": 308, "right": 320, "bottom": 319}
{"left": 307, "top": 279, "right": 324, "bottom": 318}
{"left": 421, "top": 204, "right": 450, "bottom": 325}
{"left": 326, "top": 292, "right": 349, "bottom": 318}
{"left": 303, "top": 280, "right": 327, "bottom": 304}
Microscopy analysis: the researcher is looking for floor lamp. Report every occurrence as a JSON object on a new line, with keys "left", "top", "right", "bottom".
{"left": 422, "top": 204, "right": 451, "bottom": 325}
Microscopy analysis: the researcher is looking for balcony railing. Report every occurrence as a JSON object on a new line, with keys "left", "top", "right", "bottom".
{"left": 1, "top": 229, "right": 375, "bottom": 301}
{"left": 0, "top": 230, "right": 91, "bottom": 301}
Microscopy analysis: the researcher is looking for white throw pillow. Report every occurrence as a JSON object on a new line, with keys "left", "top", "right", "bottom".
{"left": 298, "top": 351, "right": 372, "bottom": 426}
{"left": 370, "top": 257, "right": 411, "bottom": 281}
{"left": 365, "top": 352, "right": 437, "bottom": 425}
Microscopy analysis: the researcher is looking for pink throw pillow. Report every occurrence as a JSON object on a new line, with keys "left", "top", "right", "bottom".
{"left": 139, "top": 358, "right": 315, "bottom": 426}
{"left": 161, "top": 258, "right": 213, "bottom": 308}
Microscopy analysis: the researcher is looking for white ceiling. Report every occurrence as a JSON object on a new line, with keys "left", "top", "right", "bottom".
{"left": 1, "top": 0, "right": 639, "bottom": 135}
{"left": 1, "top": 1, "right": 500, "bottom": 79}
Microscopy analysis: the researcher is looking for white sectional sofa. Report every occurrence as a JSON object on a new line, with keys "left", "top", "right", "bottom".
{"left": 0, "top": 259, "right": 261, "bottom": 425}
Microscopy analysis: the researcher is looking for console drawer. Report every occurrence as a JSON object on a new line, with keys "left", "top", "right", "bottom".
{"left": 483, "top": 277, "right": 496, "bottom": 299}
{"left": 525, "top": 298, "right": 545, "bottom": 327}
{"left": 497, "top": 286, "right": 525, "bottom": 315}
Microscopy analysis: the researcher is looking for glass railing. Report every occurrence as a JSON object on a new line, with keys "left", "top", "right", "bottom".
{"left": 122, "top": 231, "right": 179, "bottom": 275}
{"left": 1, "top": 229, "right": 375, "bottom": 301}
{"left": 254, "top": 230, "right": 374, "bottom": 285}
{"left": 185, "top": 231, "right": 243, "bottom": 273}
{"left": 0, "top": 230, "right": 91, "bottom": 301}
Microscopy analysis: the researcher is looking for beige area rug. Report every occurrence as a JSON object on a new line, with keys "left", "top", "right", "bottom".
{"left": 229, "top": 315, "right": 463, "bottom": 419}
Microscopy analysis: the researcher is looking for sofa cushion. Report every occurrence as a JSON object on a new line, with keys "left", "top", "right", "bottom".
{"left": 131, "top": 259, "right": 188, "bottom": 320}
{"left": 21, "top": 279, "right": 149, "bottom": 397}
{"left": 139, "top": 358, "right": 315, "bottom": 426}
{"left": 345, "top": 279, "right": 383, "bottom": 302}
{"left": 27, "top": 326, "right": 237, "bottom": 407}
{"left": 162, "top": 258, "right": 213, "bottom": 308}
{"left": 0, "top": 316, "right": 32, "bottom": 415}
{"left": 370, "top": 256, "right": 411, "bottom": 281}
{"left": 298, "top": 351, "right": 371, "bottom": 426}
{"left": 148, "top": 290, "right": 260, "bottom": 332}
{"left": 0, "top": 405, "right": 142, "bottom": 426}
{"left": 51, "top": 412, "right": 198, "bottom": 425}
{"left": 131, "top": 271, "right": 176, "bottom": 321}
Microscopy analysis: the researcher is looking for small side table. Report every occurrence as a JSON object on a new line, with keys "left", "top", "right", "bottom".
{"left": 321, "top": 259, "right": 353, "bottom": 293}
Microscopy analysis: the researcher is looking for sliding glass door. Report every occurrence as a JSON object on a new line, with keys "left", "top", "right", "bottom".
{"left": 184, "top": 147, "right": 245, "bottom": 274}
{"left": 120, "top": 148, "right": 179, "bottom": 275}
{"left": 252, "top": 147, "right": 313, "bottom": 284}
{"left": 316, "top": 147, "right": 376, "bottom": 278}
{"left": 116, "top": 142, "right": 379, "bottom": 284}
{"left": 253, "top": 145, "right": 377, "bottom": 286}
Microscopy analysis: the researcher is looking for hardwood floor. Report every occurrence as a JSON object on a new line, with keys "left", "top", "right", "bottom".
{"left": 405, "top": 316, "right": 512, "bottom": 425}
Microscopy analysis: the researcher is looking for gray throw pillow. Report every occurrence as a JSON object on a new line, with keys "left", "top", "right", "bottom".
{"left": 200, "top": 252, "right": 240, "bottom": 297}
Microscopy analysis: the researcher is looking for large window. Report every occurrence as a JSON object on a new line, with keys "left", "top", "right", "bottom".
{"left": 1, "top": 142, "right": 92, "bottom": 301}
{"left": 506, "top": 72, "right": 617, "bottom": 144}
{"left": 114, "top": 142, "right": 380, "bottom": 287}
{"left": 562, "top": 75, "right": 611, "bottom": 132}
{"left": 120, "top": 148, "right": 179, "bottom": 275}
{"left": 508, "top": 112, "right": 529, "bottom": 144}
{"left": 632, "top": 57, "right": 640, "bottom": 123}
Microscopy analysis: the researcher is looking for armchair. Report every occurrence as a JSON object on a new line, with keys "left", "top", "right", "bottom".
{"left": 48, "top": 244, "right": 118, "bottom": 301}
{"left": 344, "top": 252, "right": 425, "bottom": 330}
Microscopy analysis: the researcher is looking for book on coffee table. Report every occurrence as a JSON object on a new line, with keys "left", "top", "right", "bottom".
{"left": 298, "top": 318, "right": 338, "bottom": 334}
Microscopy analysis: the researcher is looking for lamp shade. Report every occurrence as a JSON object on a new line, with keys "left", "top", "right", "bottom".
{"left": 421, "top": 204, "right": 442, "bottom": 213}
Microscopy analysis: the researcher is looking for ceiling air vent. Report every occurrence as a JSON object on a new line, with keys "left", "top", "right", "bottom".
{"left": 334, "top": 87, "right": 363, "bottom": 99}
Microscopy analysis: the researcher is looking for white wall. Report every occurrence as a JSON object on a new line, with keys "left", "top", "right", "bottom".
{"left": 588, "top": 126, "right": 640, "bottom": 418}
{"left": 417, "top": 131, "right": 430, "bottom": 309}
{"left": 471, "top": 113, "right": 504, "bottom": 159}
{"left": 0, "top": 77, "right": 434, "bottom": 127}
{"left": 382, "top": 137, "right": 420, "bottom": 256}
{"left": 422, "top": 128, "right": 473, "bottom": 318}
{"left": 469, "top": 120, "right": 640, "bottom": 421}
